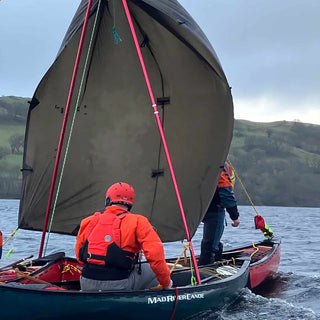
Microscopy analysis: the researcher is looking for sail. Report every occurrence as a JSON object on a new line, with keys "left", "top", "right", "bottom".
{"left": 18, "top": 0, "right": 234, "bottom": 242}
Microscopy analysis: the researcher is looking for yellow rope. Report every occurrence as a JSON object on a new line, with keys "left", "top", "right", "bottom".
{"left": 227, "top": 158, "right": 260, "bottom": 216}
{"left": 168, "top": 243, "right": 197, "bottom": 285}
{"left": 3, "top": 228, "right": 18, "bottom": 246}
{"left": 250, "top": 242, "right": 260, "bottom": 258}
{"left": 169, "top": 243, "right": 190, "bottom": 274}
{"left": 62, "top": 264, "right": 82, "bottom": 276}
{"left": 16, "top": 263, "right": 28, "bottom": 271}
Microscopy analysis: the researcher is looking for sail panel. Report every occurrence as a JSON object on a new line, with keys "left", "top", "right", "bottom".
{"left": 19, "top": 0, "right": 234, "bottom": 242}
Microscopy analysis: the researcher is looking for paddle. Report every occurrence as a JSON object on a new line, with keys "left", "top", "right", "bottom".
{"left": 14, "top": 268, "right": 52, "bottom": 285}
{"left": 0, "top": 255, "right": 34, "bottom": 272}
{"left": 14, "top": 268, "right": 65, "bottom": 291}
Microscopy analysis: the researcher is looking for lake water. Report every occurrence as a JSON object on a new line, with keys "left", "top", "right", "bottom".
{"left": 0, "top": 199, "right": 319, "bottom": 319}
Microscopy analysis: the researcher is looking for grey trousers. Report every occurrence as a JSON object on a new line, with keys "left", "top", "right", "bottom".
{"left": 80, "top": 263, "right": 159, "bottom": 291}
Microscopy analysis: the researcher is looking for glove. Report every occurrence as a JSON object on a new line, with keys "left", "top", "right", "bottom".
{"left": 164, "top": 279, "right": 173, "bottom": 289}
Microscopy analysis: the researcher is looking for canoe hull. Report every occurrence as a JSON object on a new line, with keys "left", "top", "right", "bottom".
{"left": 222, "top": 238, "right": 281, "bottom": 289}
{"left": 0, "top": 258, "right": 249, "bottom": 320}
{"left": 249, "top": 240, "right": 281, "bottom": 288}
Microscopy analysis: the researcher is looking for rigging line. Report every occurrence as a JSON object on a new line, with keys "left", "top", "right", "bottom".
{"left": 2, "top": 228, "right": 18, "bottom": 246}
{"left": 121, "top": 0, "right": 201, "bottom": 284}
{"left": 38, "top": 0, "right": 94, "bottom": 258}
{"left": 126, "top": 10, "right": 167, "bottom": 218}
{"left": 43, "top": 0, "right": 102, "bottom": 257}
{"left": 227, "top": 158, "right": 260, "bottom": 216}
{"left": 112, "top": 0, "right": 122, "bottom": 44}
{"left": 169, "top": 243, "right": 189, "bottom": 274}
{"left": 170, "top": 287, "right": 179, "bottom": 320}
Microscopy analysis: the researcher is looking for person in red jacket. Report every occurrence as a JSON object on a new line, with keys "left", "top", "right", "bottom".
{"left": 199, "top": 162, "right": 240, "bottom": 265}
{"left": 75, "top": 182, "right": 172, "bottom": 291}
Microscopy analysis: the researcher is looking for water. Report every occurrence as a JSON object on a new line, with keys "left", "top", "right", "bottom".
{"left": 1, "top": 199, "right": 320, "bottom": 319}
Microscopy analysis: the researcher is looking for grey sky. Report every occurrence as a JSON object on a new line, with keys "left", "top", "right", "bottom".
{"left": 1, "top": 0, "right": 319, "bottom": 124}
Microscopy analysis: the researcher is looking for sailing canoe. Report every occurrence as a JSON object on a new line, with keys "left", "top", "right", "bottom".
{"left": 0, "top": 253, "right": 250, "bottom": 320}
{"left": 222, "top": 238, "right": 281, "bottom": 289}
{"left": 0, "top": 0, "right": 243, "bottom": 318}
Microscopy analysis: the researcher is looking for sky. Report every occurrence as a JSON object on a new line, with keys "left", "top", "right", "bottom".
{"left": 1, "top": 0, "right": 319, "bottom": 125}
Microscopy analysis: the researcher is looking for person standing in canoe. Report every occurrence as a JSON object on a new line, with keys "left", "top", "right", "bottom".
{"left": 75, "top": 182, "right": 172, "bottom": 291}
{"left": 199, "top": 162, "right": 240, "bottom": 265}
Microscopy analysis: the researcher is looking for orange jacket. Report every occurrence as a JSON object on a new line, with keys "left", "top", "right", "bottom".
{"left": 75, "top": 205, "right": 171, "bottom": 287}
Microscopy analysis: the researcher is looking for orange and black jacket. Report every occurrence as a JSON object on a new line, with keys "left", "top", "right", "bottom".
{"left": 75, "top": 205, "right": 171, "bottom": 287}
{"left": 206, "top": 163, "right": 239, "bottom": 220}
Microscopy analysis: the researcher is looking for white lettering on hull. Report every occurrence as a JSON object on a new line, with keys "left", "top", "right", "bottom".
{"left": 147, "top": 293, "right": 204, "bottom": 304}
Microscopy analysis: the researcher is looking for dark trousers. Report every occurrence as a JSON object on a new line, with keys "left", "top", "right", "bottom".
{"left": 198, "top": 208, "right": 225, "bottom": 265}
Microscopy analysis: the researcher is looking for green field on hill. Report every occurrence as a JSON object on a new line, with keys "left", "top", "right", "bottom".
{"left": 1, "top": 96, "right": 320, "bottom": 206}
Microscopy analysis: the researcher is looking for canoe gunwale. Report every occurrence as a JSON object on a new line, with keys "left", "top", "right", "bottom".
{"left": 0, "top": 257, "right": 250, "bottom": 295}
{"left": 249, "top": 240, "right": 281, "bottom": 267}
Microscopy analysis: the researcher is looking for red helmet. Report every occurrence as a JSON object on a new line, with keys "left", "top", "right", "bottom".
{"left": 105, "top": 182, "right": 135, "bottom": 208}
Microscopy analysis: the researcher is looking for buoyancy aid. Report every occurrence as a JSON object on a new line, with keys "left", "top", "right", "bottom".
{"left": 217, "top": 163, "right": 234, "bottom": 188}
{"left": 206, "top": 163, "right": 237, "bottom": 213}
{"left": 79, "top": 211, "right": 136, "bottom": 271}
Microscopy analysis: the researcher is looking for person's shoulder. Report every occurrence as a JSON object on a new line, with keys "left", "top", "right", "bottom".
{"left": 127, "top": 212, "right": 150, "bottom": 224}
{"left": 81, "top": 212, "right": 100, "bottom": 224}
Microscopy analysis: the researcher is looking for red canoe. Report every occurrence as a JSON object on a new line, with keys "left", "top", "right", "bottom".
{"left": 222, "top": 238, "right": 281, "bottom": 289}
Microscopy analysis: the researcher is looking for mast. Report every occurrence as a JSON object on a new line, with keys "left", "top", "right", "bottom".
{"left": 121, "top": 0, "right": 201, "bottom": 284}
{"left": 38, "top": 0, "right": 94, "bottom": 258}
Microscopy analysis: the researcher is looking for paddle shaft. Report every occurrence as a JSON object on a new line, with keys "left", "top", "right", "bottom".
{"left": 0, "top": 255, "right": 34, "bottom": 271}
{"left": 14, "top": 268, "right": 61, "bottom": 288}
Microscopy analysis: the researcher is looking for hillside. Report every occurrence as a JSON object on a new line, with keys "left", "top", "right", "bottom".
{"left": 1, "top": 96, "right": 320, "bottom": 207}
{"left": 230, "top": 120, "right": 320, "bottom": 207}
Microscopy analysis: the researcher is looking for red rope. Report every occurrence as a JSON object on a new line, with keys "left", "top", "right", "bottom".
{"left": 170, "top": 287, "right": 179, "bottom": 320}
{"left": 121, "top": 0, "right": 201, "bottom": 284}
{"left": 38, "top": 0, "right": 94, "bottom": 258}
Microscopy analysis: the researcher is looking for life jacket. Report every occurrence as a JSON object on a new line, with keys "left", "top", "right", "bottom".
{"left": 206, "top": 163, "right": 235, "bottom": 211}
{"left": 217, "top": 163, "right": 234, "bottom": 188}
{"left": 79, "top": 211, "right": 135, "bottom": 271}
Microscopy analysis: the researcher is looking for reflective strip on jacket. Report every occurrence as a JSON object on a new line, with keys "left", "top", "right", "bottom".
{"left": 217, "top": 163, "right": 234, "bottom": 188}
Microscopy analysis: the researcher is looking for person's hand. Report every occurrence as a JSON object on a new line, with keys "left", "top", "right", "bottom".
{"left": 232, "top": 219, "right": 240, "bottom": 227}
{"left": 150, "top": 279, "right": 173, "bottom": 290}
{"left": 164, "top": 279, "right": 173, "bottom": 289}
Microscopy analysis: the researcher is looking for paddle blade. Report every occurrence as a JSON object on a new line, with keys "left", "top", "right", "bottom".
{"left": 254, "top": 215, "right": 273, "bottom": 239}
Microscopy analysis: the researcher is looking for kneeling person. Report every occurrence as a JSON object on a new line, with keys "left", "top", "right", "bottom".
{"left": 75, "top": 182, "right": 172, "bottom": 291}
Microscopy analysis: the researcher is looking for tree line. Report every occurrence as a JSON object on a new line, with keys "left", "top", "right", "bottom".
{"left": 1, "top": 96, "right": 320, "bottom": 207}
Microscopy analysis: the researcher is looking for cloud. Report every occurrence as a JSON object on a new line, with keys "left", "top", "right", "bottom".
{"left": 0, "top": 0, "right": 78, "bottom": 97}
{"left": 1, "top": 0, "right": 319, "bottom": 125}
{"left": 180, "top": 0, "right": 320, "bottom": 124}
{"left": 235, "top": 96, "right": 320, "bottom": 125}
